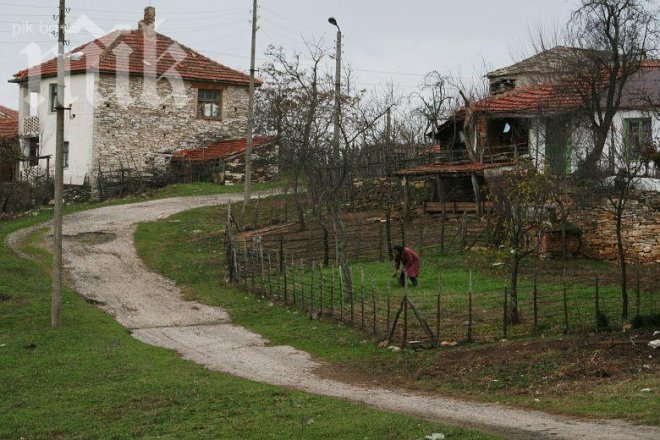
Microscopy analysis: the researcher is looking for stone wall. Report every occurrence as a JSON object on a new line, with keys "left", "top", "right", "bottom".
{"left": 93, "top": 74, "right": 248, "bottom": 175}
{"left": 224, "top": 144, "right": 279, "bottom": 185}
{"left": 569, "top": 195, "right": 660, "bottom": 264}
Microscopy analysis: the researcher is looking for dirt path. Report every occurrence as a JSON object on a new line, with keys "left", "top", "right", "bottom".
{"left": 8, "top": 194, "right": 659, "bottom": 440}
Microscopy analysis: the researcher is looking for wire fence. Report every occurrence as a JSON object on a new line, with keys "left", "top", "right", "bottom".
{"left": 225, "top": 210, "right": 659, "bottom": 347}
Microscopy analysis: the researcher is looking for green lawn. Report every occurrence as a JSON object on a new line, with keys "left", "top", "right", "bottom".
{"left": 134, "top": 201, "right": 659, "bottom": 425}
{"left": 0, "top": 188, "right": 495, "bottom": 439}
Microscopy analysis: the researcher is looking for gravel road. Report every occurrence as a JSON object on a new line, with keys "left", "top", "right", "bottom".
{"left": 8, "top": 193, "right": 659, "bottom": 440}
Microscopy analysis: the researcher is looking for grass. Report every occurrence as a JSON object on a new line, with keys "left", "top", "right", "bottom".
{"left": 134, "top": 201, "right": 660, "bottom": 425}
{"left": 0, "top": 186, "right": 496, "bottom": 439}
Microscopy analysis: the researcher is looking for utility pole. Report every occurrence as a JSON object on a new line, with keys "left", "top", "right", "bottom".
{"left": 52, "top": 0, "right": 66, "bottom": 328}
{"left": 328, "top": 17, "right": 341, "bottom": 159}
{"left": 243, "top": 0, "right": 257, "bottom": 211}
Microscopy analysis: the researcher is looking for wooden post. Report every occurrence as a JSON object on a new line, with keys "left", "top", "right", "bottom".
{"left": 386, "top": 281, "right": 391, "bottom": 335}
{"left": 361, "top": 270, "right": 365, "bottom": 330}
{"left": 283, "top": 252, "right": 288, "bottom": 304}
{"left": 386, "top": 209, "right": 393, "bottom": 260}
{"left": 636, "top": 263, "right": 641, "bottom": 318}
{"left": 467, "top": 270, "right": 473, "bottom": 342}
{"left": 503, "top": 286, "right": 508, "bottom": 339}
{"left": 267, "top": 254, "right": 273, "bottom": 300}
{"left": 339, "top": 266, "right": 344, "bottom": 321}
{"left": 319, "top": 264, "right": 324, "bottom": 317}
{"left": 402, "top": 278, "right": 408, "bottom": 349}
{"left": 562, "top": 270, "right": 569, "bottom": 334}
{"left": 291, "top": 254, "right": 296, "bottom": 307}
{"left": 461, "top": 212, "right": 467, "bottom": 250}
{"left": 309, "top": 262, "right": 315, "bottom": 318}
{"left": 595, "top": 275, "right": 600, "bottom": 329}
{"left": 279, "top": 235, "right": 284, "bottom": 274}
{"left": 436, "top": 273, "right": 442, "bottom": 346}
{"left": 533, "top": 274, "right": 538, "bottom": 331}
{"left": 371, "top": 281, "right": 377, "bottom": 335}
{"left": 331, "top": 266, "right": 335, "bottom": 317}
{"left": 350, "top": 268, "right": 355, "bottom": 325}
{"left": 400, "top": 217, "right": 406, "bottom": 248}
{"left": 300, "top": 259, "right": 305, "bottom": 311}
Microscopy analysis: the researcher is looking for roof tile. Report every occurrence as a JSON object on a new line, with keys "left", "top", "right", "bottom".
{"left": 172, "top": 136, "right": 277, "bottom": 162}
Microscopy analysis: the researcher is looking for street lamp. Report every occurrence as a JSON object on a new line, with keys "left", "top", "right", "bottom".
{"left": 328, "top": 17, "right": 341, "bottom": 158}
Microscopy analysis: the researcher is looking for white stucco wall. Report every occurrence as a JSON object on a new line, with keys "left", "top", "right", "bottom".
{"left": 19, "top": 73, "right": 96, "bottom": 185}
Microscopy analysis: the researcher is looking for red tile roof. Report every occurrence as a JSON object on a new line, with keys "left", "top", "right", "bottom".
{"left": 475, "top": 59, "right": 660, "bottom": 116}
{"left": 172, "top": 136, "right": 277, "bottom": 162}
{"left": 11, "top": 26, "right": 258, "bottom": 87}
{"left": 396, "top": 161, "right": 516, "bottom": 177}
{"left": 0, "top": 105, "right": 18, "bottom": 139}
{"left": 472, "top": 83, "right": 582, "bottom": 115}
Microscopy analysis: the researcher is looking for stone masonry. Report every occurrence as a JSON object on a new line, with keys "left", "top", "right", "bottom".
{"left": 93, "top": 74, "right": 248, "bottom": 175}
{"left": 570, "top": 195, "right": 660, "bottom": 264}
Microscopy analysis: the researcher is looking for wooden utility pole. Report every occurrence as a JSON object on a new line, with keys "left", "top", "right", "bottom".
{"left": 243, "top": 0, "right": 258, "bottom": 210}
{"left": 52, "top": 0, "right": 66, "bottom": 328}
{"left": 329, "top": 17, "right": 341, "bottom": 159}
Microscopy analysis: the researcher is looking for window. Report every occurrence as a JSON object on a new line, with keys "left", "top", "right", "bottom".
{"left": 624, "top": 118, "right": 652, "bottom": 161}
{"left": 197, "top": 89, "right": 222, "bottom": 119}
{"left": 63, "top": 141, "right": 69, "bottom": 169}
{"left": 49, "top": 83, "right": 58, "bottom": 113}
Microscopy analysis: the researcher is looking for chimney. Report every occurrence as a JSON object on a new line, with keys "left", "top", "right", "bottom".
{"left": 142, "top": 6, "right": 155, "bottom": 26}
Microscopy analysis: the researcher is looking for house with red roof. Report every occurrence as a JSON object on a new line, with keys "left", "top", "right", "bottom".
{"left": 9, "top": 6, "right": 269, "bottom": 190}
{"left": 0, "top": 105, "right": 19, "bottom": 183}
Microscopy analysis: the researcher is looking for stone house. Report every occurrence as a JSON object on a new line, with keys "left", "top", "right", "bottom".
{"left": 171, "top": 136, "right": 279, "bottom": 185}
{"left": 9, "top": 7, "right": 257, "bottom": 188}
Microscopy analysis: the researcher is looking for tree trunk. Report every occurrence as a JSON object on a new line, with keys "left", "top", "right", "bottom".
{"left": 293, "top": 174, "right": 305, "bottom": 230}
{"left": 332, "top": 200, "right": 353, "bottom": 299}
{"left": 560, "top": 206, "right": 569, "bottom": 260}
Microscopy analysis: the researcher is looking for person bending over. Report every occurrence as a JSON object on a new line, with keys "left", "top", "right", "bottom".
{"left": 392, "top": 244, "right": 420, "bottom": 287}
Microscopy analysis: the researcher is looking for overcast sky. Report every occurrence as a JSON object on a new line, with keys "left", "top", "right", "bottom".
{"left": 0, "top": 0, "right": 583, "bottom": 109}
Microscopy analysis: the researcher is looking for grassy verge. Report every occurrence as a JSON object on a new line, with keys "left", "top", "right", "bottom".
{"left": 135, "top": 202, "right": 659, "bottom": 425}
{"left": 0, "top": 191, "right": 494, "bottom": 439}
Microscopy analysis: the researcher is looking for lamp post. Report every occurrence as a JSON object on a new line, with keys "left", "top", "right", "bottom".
{"left": 328, "top": 17, "right": 341, "bottom": 159}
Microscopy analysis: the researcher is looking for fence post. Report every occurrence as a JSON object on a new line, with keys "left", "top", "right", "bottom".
{"left": 387, "top": 281, "right": 391, "bottom": 336}
{"left": 279, "top": 235, "right": 284, "bottom": 274}
{"left": 267, "top": 254, "right": 273, "bottom": 300}
{"left": 331, "top": 266, "right": 335, "bottom": 317}
{"left": 300, "top": 259, "right": 305, "bottom": 311}
{"left": 283, "top": 252, "right": 288, "bottom": 304}
{"left": 503, "top": 286, "right": 508, "bottom": 339}
{"left": 319, "top": 264, "right": 324, "bottom": 317}
{"left": 402, "top": 277, "right": 408, "bottom": 349}
{"left": 436, "top": 273, "right": 442, "bottom": 346}
{"left": 339, "top": 266, "right": 344, "bottom": 321}
{"left": 386, "top": 209, "right": 393, "bottom": 260}
{"left": 310, "top": 262, "right": 315, "bottom": 318}
{"left": 371, "top": 281, "right": 377, "bottom": 335}
{"left": 259, "top": 242, "right": 265, "bottom": 299}
{"left": 361, "top": 270, "right": 365, "bottom": 330}
{"left": 595, "top": 275, "right": 600, "bottom": 330}
{"left": 467, "top": 270, "right": 473, "bottom": 342}
{"left": 400, "top": 217, "right": 406, "bottom": 247}
{"left": 533, "top": 274, "right": 538, "bottom": 331}
{"left": 636, "top": 263, "right": 641, "bottom": 318}
{"left": 291, "top": 254, "right": 296, "bottom": 307}
{"left": 461, "top": 212, "right": 467, "bottom": 250}
{"left": 350, "top": 268, "right": 355, "bottom": 325}
{"left": 563, "top": 270, "right": 569, "bottom": 334}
